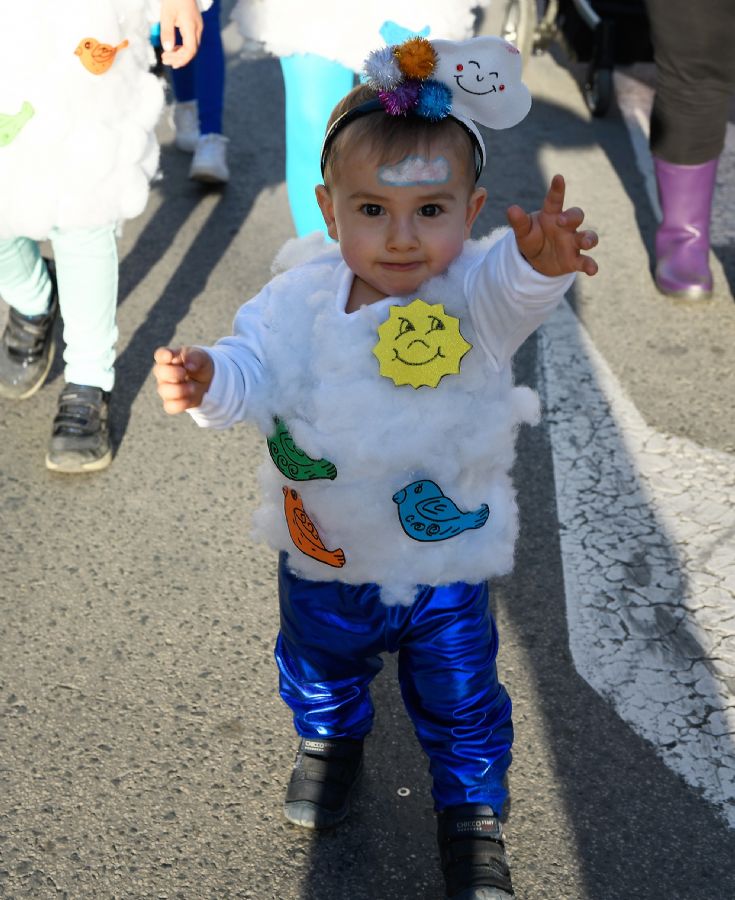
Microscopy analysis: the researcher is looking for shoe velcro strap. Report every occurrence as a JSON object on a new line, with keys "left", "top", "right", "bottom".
{"left": 8, "top": 306, "right": 56, "bottom": 334}
{"left": 6, "top": 322, "right": 47, "bottom": 347}
{"left": 444, "top": 837, "right": 507, "bottom": 865}
{"left": 443, "top": 840, "right": 513, "bottom": 896}
{"left": 53, "top": 406, "right": 101, "bottom": 435}
{"left": 439, "top": 811, "right": 513, "bottom": 897}
{"left": 286, "top": 742, "right": 363, "bottom": 812}
{"left": 5, "top": 304, "right": 57, "bottom": 359}
{"left": 292, "top": 753, "right": 360, "bottom": 787}
{"left": 286, "top": 773, "right": 357, "bottom": 809}
{"left": 52, "top": 388, "right": 107, "bottom": 437}
{"left": 292, "top": 755, "right": 345, "bottom": 783}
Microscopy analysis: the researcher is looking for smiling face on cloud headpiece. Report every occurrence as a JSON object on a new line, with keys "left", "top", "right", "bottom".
{"left": 431, "top": 37, "right": 531, "bottom": 131}
{"left": 321, "top": 35, "right": 532, "bottom": 180}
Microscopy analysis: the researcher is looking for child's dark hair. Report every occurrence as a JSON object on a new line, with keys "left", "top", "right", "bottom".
{"left": 321, "top": 84, "right": 479, "bottom": 191}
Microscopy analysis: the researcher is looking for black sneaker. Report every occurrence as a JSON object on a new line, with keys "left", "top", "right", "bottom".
{"left": 437, "top": 804, "right": 514, "bottom": 899}
{"left": 45, "top": 383, "right": 112, "bottom": 473}
{"left": 284, "top": 736, "right": 363, "bottom": 830}
{"left": 0, "top": 261, "right": 59, "bottom": 399}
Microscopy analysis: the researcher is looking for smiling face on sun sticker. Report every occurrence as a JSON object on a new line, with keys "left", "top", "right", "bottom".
{"left": 432, "top": 36, "right": 532, "bottom": 131}
{"left": 373, "top": 298, "right": 472, "bottom": 388}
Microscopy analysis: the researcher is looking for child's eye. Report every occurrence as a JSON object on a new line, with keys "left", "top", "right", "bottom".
{"left": 419, "top": 204, "right": 442, "bottom": 217}
{"left": 361, "top": 204, "right": 383, "bottom": 217}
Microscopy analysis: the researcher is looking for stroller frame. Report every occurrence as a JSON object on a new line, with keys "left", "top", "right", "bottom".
{"left": 478, "top": 0, "right": 653, "bottom": 117}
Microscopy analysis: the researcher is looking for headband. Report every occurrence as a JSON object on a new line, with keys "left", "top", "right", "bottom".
{"left": 320, "top": 35, "right": 532, "bottom": 181}
{"left": 321, "top": 99, "right": 486, "bottom": 180}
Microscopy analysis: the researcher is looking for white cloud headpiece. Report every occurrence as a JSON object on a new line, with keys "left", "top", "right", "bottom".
{"left": 321, "top": 35, "right": 532, "bottom": 180}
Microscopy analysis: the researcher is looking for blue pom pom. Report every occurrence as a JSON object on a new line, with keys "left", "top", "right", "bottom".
{"left": 363, "top": 47, "right": 402, "bottom": 91}
{"left": 415, "top": 80, "right": 453, "bottom": 121}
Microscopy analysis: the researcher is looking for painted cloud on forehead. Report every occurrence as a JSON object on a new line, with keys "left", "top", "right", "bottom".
{"left": 432, "top": 37, "right": 532, "bottom": 130}
{"left": 378, "top": 155, "right": 451, "bottom": 186}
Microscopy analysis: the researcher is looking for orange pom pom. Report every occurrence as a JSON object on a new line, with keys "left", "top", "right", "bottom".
{"left": 395, "top": 37, "right": 436, "bottom": 80}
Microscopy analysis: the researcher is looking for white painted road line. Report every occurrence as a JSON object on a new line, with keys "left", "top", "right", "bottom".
{"left": 541, "top": 298, "right": 735, "bottom": 827}
{"left": 537, "top": 67, "right": 735, "bottom": 828}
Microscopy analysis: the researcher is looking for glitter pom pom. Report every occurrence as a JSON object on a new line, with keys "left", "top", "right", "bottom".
{"left": 379, "top": 80, "right": 421, "bottom": 116}
{"left": 363, "top": 46, "right": 402, "bottom": 91}
{"left": 395, "top": 37, "right": 436, "bottom": 80}
{"left": 415, "top": 80, "right": 453, "bottom": 121}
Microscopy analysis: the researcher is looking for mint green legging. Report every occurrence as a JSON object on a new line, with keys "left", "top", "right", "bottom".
{"left": 0, "top": 226, "right": 118, "bottom": 391}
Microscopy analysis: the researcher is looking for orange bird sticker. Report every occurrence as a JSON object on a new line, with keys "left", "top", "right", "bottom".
{"left": 75, "top": 37, "right": 129, "bottom": 75}
{"left": 282, "top": 487, "right": 346, "bottom": 568}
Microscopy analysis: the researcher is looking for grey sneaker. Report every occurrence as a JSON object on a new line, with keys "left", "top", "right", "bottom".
{"left": 172, "top": 100, "right": 199, "bottom": 153}
{"left": 45, "top": 383, "right": 112, "bottom": 473}
{"left": 189, "top": 133, "right": 229, "bottom": 184}
{"left": 0, "top": 263, "right": 59, "bottom": 400}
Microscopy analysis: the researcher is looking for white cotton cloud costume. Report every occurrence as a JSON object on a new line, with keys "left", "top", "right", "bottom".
{"left": 0, "top": 0, "right": 208, "bottom": 241}
{"left": 230, "top": 0, "right": 491, "bottom": 71}
{"left": 190, "top": 232, "right": 575, "bottom": 606}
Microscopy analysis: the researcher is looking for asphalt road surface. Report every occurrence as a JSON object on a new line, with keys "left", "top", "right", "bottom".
{"left": 1, "top": 22, "right": 734, "bottom": 900}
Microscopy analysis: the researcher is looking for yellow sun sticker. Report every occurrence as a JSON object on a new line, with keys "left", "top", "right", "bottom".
{"left": 372, "top": 298, "right": 472, "bottom": 388}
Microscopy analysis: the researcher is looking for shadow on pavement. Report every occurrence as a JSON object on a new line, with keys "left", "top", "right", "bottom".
{"left": 112, "top": 55, "right": 284, "bottom": 452}
{"left": 5, "top": 36, "right": 733, "bottom": 900}
{"left": 502, "top": 330, "right": 735, "bottom": 900}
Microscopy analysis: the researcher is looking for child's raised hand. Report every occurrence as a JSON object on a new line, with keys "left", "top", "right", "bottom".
{"left": 506, "top": 174, "right": 598, "bottom": 278}
{"left": 153, "top": 346, "right": 214, "bottom": 414}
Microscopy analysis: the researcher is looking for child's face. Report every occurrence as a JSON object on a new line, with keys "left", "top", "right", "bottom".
{"left": 316, "top": 135, "right": 486, "bottom": 306}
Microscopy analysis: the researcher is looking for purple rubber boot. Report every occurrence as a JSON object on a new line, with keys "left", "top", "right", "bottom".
{"left": 653, "top": 157, "right": 718, "bottom": 300}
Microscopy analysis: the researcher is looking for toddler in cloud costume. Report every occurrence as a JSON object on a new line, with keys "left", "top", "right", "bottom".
{"left": 0, "top": 0, "right": 207, "bottom": 472}
{"left": 154, "top": 35, "right": 599, "bottom": 899}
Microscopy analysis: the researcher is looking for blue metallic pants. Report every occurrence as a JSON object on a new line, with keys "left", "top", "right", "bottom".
{"left": 275, "top": 555, "right": 513, "bottom": 812}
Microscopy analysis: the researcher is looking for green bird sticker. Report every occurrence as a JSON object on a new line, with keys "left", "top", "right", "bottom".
{"left": 0, "top": 101, "right": 34, "bottom": 148}
{"left": 267, "top": 417, "right": 337, "bottom": 482}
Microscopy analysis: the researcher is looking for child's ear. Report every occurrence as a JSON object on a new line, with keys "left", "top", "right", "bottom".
{"left": 464, "top": 187, "right": 487, "bottom": 237}
{"left": 315, "top": 185, "right": 338, "bottom": 240}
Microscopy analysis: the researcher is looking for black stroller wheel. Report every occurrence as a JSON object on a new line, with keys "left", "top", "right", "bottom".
{"left": 583, "top": 65, "right": 613, "bottom": 116}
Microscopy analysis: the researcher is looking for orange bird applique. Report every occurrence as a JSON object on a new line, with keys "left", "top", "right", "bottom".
{"left": 282, "top": 487, "right": 346, "bottom": 568}
{"left": 75, "top": 37, "right": 129, "bottom": 75}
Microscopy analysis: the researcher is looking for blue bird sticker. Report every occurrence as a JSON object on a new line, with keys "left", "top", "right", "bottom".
{"left": 392, "top": 479, "right": 490, "bottom": 542}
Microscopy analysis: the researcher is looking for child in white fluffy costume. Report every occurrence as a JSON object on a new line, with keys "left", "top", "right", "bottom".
{"left": 154, "top": 36, "right": 598, "bottom": 899}
{"left": 0, "top": 0, "right": 206, "bottom": 473}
